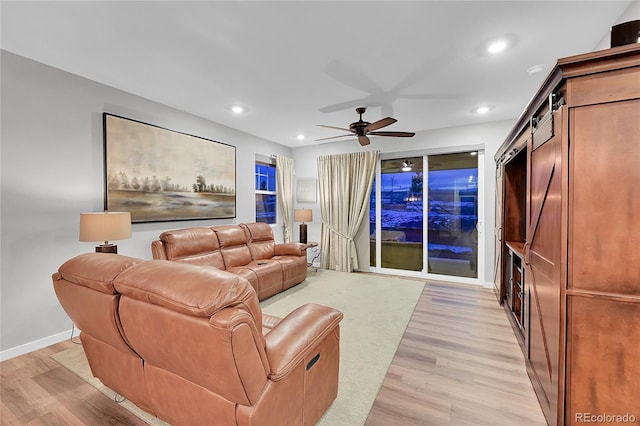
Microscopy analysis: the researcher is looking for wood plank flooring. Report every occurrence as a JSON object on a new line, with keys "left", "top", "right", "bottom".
{"left": 366, "top": 280, "right": 546, "bottom": 426}
{"left": 1, "top": 280, "right": 545, "bottom": 425}
{"left": 1, "top": 340, "right": 146, "bottom": 425}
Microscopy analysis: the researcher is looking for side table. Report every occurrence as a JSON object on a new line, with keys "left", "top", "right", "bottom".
{"left": 305, "top": 242, "right": 320, "bottom": 271}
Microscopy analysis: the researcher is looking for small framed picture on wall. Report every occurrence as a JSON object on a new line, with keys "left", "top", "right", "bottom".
{"left": 296, "top": 178, "right": 317, "bottom": 203}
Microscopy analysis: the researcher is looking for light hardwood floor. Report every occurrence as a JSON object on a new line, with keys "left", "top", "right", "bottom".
{"left": 366, "top": 281, "right": 546, "bottom": 425}
{"left": 1, "top": 280, "right": 545, "bottom": 425}
{"left": 1, "top": 340, "right": 146, "bottom": 425}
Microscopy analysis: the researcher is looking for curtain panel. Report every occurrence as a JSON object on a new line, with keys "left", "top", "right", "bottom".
{"left": 317, "top": 150, "right": 379, "bottom": 272}
{"left": 276, "top": 155, "right": 294, "bottom": 243}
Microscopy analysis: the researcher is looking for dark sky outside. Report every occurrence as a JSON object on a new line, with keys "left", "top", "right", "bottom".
{"left": 379, "top": 168, "right": 478, "bottom": 191}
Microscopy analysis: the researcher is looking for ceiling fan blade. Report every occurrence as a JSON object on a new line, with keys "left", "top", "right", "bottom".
{"left": 326, "top": 59, "right": 384, "bottom": 95}
{"left": 368, "top": 131, "right": 416, "bottom": 137}
{"left": 358, "top": 135, "right": 370, "bottom": 146}
{"left": 318, "top": 98, "right": 366, "bottom": 114}
{"left": 315, "top": 134, "right": 354, "bottom": 141}
{"left": 400, "top": 93, "right": 464, "bottom": 100}
{"left": 366, "top": 117, "right": 396, "bottom": 132}
{"left": 316, "top": 124, "right": 352, "bottom": 132}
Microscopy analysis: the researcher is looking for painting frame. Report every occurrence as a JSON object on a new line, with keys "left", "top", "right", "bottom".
{"left": 296, "top": 177, "right": 317, "bottom": 203}
{"left": 103, "top": 113, "right": 236, "bottom": 223}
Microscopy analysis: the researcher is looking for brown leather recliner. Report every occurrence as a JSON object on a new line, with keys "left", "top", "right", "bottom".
{"left": 53, "top": 253, "right": 343, "bottom": 425}
{"left": 151, "top": 222, "right": 308, "bottom": 300}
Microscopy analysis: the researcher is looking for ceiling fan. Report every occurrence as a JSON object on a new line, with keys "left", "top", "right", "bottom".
{"left": 315, "top": 107, "right": 415, "bottom": 146}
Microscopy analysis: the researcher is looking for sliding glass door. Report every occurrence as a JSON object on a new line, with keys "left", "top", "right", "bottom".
{"left": 427, "top": 153, "right": 478, "bottom": 278}
{"left": 370, "top": 157, "right": 424, "bottom": 271}
{"left": 371, "top": 151, "right": 480, "bottom": 281}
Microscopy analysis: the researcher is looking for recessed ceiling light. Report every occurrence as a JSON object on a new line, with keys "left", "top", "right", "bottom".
{"left": 297, "top": 134, "right": 305, "bottom": 141}
{"left": 470, "top": 151, "right": 478, "bottom": 156}
{"left": 527, "top": 64, "right": 545, "bottom": 75}
{"left": 487, "top": 40, "right": 507, "bottom": 54}
{"left": 475, "top": 106, "right": 492, "bottom": 115}
{"left": 231, "top": 105, "right": 244, "bottom": 114}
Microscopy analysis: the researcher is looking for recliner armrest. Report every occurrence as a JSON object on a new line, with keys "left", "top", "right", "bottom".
{"left": 274, "top": 243, "right": 306, "bottom": 257}
{"left": 265, "top": 303, "right": 343, "bottom": 381}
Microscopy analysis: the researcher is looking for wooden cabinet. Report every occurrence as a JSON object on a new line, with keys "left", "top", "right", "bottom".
{"left": 505, "top": 242, "right": 525, "bottom": 333}
{"left": 494, "top": 44, "right": 640, "bottom": 426}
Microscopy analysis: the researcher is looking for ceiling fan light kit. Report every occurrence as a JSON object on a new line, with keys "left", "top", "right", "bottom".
{"left": 316, "top": 107, "right": 415, "bottom": 146}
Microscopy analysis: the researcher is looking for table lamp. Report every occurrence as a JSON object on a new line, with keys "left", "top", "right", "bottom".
{"left": 79, "top": 211, "right": 132, "bottom": 254}
{"left": 294, "top": 209, "right": 312, "bottom": 244}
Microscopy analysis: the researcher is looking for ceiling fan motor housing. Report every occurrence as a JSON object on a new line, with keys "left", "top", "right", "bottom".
{"left": 350, "top": 121, "right": 370, "bottom": 135}
{"left": 350, "top": 106, "right": 369, "bottom": 135}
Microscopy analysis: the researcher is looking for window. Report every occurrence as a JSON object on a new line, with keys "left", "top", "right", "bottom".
{"left": 370, "top": 152, "right": 479, "bottom": 279}
{"left": 255, "top": 162, "right": 276, "bottom": 224}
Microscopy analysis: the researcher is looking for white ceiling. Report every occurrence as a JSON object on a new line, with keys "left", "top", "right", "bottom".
{"left": 1, "top": 1, "right": 635, "bottom": 147}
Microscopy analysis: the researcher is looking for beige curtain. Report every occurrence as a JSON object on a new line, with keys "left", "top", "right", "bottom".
{"left": 276, "top": 155, "right": 294, "bottom": 243}
{"left": 317, "top": 150, "right": 379, "bottom": 272}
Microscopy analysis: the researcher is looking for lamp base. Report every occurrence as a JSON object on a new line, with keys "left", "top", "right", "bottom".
{"left": 96, "top": 244, "right": 118, "bottom": 254}
{"left": 299, "top": 223, "right": 308, "bottom": 244}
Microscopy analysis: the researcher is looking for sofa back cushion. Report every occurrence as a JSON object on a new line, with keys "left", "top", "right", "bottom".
{"left": 114, "top": 260, "right": 268, "bottom": 405}
{"left": 159, "top": 227, "right": 225, "bottom": 269}
{"left": 242, "top": 222, "right": 276, "bottom": 260}
{"left": 214, "top": 225, "right": 253, "bottom": 267}
{"left": 52, "top": 253, "right": 143, "bottom": 355}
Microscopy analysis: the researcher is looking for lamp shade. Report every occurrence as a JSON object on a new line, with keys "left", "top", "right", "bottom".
{"left": 79, "top": 212, "right": 132, "bottom": 243}
{"left": 294, "top": 209, "right": 312, "bottom": 223}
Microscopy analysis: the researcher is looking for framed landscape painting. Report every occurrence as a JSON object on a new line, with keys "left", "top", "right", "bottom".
{"left": 103, "top": 113, "right": 236, "bottom": 222}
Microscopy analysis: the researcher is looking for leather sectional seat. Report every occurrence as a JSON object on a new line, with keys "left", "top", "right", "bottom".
{"left": 152, "top": 222, "right": 308, "bottom": 300}
{"left": 52, "top": 253, "right": 343, "bottom": 425}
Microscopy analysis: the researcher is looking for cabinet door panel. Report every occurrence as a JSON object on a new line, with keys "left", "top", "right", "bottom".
{"left": 566, "top": 296, "right": 640, "bottom": 424}
{"left": 495, "top": 168, "right": 503, "bottom": 298}
{"left": 568, "top": 67, "right": 640, "bottom": 107}
{"left": 569, "top": 99, "right": 640, "bottom": 295}
{"left": 526, "top": 109, "right": 563, "bottom": 426}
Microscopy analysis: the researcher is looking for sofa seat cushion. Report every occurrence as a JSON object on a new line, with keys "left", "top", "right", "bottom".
{"left": 227, "top": 267, "right": 259, "bottom": 294}
{"left": 230, "top": 260, "right": 283, "bottom": 301}
{"left": 272, "top": 256, "right": 308, "bottom": 290}
{"left": 262, "top": 314, "right": 282, "bottom": 335}
{"left": 248, "top": 260, "right": 284, "bottom": 300}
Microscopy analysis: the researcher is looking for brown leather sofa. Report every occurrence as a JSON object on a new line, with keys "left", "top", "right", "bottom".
{"left": 152, "top": 222, "right": 308, "bottom": 300}
{"left": 53, "top": 253, "right": 343, "bottom": 425}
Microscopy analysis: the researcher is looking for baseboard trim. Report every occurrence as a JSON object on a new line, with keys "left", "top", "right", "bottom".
{"left": 483, "top": 281, "right": 495, "bottom": 289}
{"left": 0, "top": 326, "right": 80, "bottom": 362}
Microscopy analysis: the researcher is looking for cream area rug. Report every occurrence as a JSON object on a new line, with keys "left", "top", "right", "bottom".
{"left": 52, "top": 269, "right": 425, "bottom": 426}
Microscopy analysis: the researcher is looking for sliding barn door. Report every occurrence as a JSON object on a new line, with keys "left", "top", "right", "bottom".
{"left": 494, "top": 165, "right": 503, "bottom": 299}
{"left": 525, "top": 108, "right": 564, "bottom": 426}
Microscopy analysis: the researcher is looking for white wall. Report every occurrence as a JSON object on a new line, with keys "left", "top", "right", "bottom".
{"left": 291, "top": 119, "right": 515, "bottom": 285}
{"left": 0, "top": 51, "right": 293, "bottom": 359}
